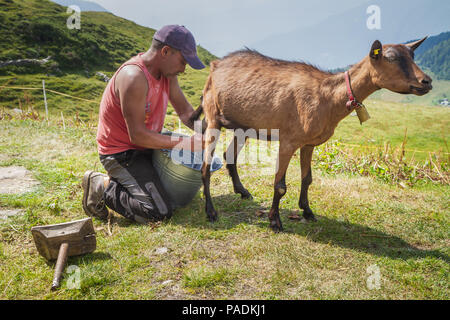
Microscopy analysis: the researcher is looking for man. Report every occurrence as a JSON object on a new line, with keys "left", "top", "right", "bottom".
{"left": 82, "top": 25, "right": 205, "bottom": 224}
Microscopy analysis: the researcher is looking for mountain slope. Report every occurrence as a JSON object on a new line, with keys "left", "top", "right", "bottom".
{"left": 415, "top": 32, "right": 450, "bottom": 80}
{"left": 413, "top": 32, "right": 450, "bottom": 56}
{"left": 0, "top": 0, "right": 216, "bottom": 121}
{"left": 50, "top": 0, "right": 108, "bottom": 12}
{"left": 0, "top": 0, "right": 217, "bottom": 73}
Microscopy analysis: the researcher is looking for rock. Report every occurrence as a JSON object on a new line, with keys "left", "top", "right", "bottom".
{"left": 288, "top": 213, "right": 302, "bottom": 220}
{"left": 155, "top": 247, "right": 169, "bottom": 255}
{"left": 0, "top": 209, "right": 23, "bottom": 220}
{"left": 161, "top": 280, "right": 173, "bottom": 286}
{"left": 0, "top": 166, "right": 39, "bottom": 194}
{"left": 0, "top": 56, "right": 52, "bottom": 68}
{"left": 95, "top": 72, "right": 110, "bottom": 82}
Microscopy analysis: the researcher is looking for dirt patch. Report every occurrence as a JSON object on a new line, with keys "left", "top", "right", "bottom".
{"left": 0, "top": 166, "right": 39, "bottom": 194}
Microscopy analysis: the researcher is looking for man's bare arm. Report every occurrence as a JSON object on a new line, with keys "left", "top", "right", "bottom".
{"left": 168, "top": 76, "right": 198, "bottom": 130}
{"left": 117, "top": 66, "right": 201, "bottom": 150}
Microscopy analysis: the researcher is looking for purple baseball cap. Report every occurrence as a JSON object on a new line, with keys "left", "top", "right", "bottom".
{"left": 153, "top": 25, "right": 205, "bottom": 70}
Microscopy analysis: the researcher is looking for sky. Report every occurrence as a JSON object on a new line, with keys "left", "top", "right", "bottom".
{"left": 90, "top": 0, "right": 368, "bottom": 57}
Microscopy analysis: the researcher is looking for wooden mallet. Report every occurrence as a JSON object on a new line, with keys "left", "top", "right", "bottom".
{"left": 31, "top": 218, "right": 96, "bottom": 291}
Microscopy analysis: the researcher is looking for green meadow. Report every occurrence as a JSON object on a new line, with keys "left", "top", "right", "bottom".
{"left": 0, "top": 88, "right": 448, "bottom": 299}
{"left": 0, "top": 0, "right": 448, "bottom": 301}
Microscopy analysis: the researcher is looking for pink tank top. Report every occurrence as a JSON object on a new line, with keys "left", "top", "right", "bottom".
{"left": 96, "top": 53, "right": 170, "bottom": 155}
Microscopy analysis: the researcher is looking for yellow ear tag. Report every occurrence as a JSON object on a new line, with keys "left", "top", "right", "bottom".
{"left": 374, "top": 49, "right": 380, "bottom": 56}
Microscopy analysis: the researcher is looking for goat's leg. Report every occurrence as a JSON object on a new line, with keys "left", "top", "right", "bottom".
{"left": 201, "top": 123, "right": 221, "bottom": 222}
{"left": 223, "top": 135, "right": 252, "bottom": 199}
{"left": 299, "top": 145, "right": 317, "bottom": 221}
{"left": 268, "top": 144, "right": 297, "bottom": 232}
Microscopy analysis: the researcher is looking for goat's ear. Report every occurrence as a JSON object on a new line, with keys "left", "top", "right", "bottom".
{"left": 370, "top": 40, "right": 383, "bottom": 60}
{"left": 406, "top": 36, "right": 428, "bottom": 51}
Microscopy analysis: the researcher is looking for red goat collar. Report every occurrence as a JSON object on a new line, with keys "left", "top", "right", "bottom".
{"left": 345, "top": 71, "right": 365, "bottom": 111}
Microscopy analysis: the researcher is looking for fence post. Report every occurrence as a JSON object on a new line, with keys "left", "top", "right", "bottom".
{"left": 42, "top": 80, "right": 49, "bottom": 124}
{"left": 61, "top": 111, "right": 65, "bottom": 131}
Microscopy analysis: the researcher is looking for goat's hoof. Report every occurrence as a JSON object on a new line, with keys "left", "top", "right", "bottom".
{"left": 234, "top": 186, "right": 253, "bottom": 200}
{"left": 207, "top": 211, "right": 219, "bottom": 223}
{"left": 303, "top": 211, "right": 317, "bottom": 222}
{"left": 240, "top": 190, "right": 253, "bottom": 200}
{"left": 269, "top": 219, "right": 283, "bottom": 233}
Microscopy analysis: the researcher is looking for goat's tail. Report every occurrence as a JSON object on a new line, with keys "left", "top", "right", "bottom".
{"left": 193, "top": 61, "right": 219, "bottom": 132}
{"left": 189, "top": 95, "right": 204, "bottom": 122}
{"left": 188, "top": 96, "right": 207, "bottom": 133}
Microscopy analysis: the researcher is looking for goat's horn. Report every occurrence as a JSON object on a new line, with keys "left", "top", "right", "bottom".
{"left": 407, "top": 36, "right": 428, "bottom": 51}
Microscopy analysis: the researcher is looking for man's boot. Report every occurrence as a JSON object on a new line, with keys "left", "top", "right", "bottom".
{"left": 82, "top": 170, "right": 109, "bottom": 220}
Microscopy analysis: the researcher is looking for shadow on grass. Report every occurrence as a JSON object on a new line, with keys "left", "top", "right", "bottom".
{"left": 42, "top": 252, "right": 113, "bottom": 267}
{"left": 171, "top": 193, "right": 449, "bottom": 263}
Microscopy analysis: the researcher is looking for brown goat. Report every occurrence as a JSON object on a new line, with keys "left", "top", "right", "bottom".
{"left": 200, "top": 38, "right": 432, "bottom": 232}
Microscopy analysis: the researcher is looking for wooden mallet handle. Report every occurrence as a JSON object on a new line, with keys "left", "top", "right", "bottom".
{"left": 51, "top": 242, "right": 69, "bottom": 291}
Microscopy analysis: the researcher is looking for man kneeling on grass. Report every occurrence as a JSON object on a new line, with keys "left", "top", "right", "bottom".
{"left": 82, "top": 25, "right": 205, "bottom": 224}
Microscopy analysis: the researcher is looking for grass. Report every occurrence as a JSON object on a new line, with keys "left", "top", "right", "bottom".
{"left": 0, "top": 65, "right": 210, "bottom": 121}
{"left": 0, "top": 110, "right": 448, "bottom": 300}
{"left": 1, "top": 0, "right": 448, "bottom": 300}
{"left": 331, "top": 99, "right": 449, "bottom": 162}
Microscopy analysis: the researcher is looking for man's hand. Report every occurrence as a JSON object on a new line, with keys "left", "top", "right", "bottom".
{"left": 174, "top": 133, "right": 205, "bottom": 152}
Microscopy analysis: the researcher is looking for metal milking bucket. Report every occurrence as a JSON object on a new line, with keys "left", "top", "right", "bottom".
{"left": 152, "top": 130, "right": 222, "bottom": 208}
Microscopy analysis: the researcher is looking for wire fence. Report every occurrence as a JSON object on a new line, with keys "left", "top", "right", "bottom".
{"left": 0, "top": 84, "right": 100, "bottom": 103}
{"left": 1, "top": 83, "right": 448, "bottom": 157}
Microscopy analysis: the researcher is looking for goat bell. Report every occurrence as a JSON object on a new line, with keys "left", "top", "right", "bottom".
{"left": 356, "top": 105, "right": 371, "bottom": 125}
